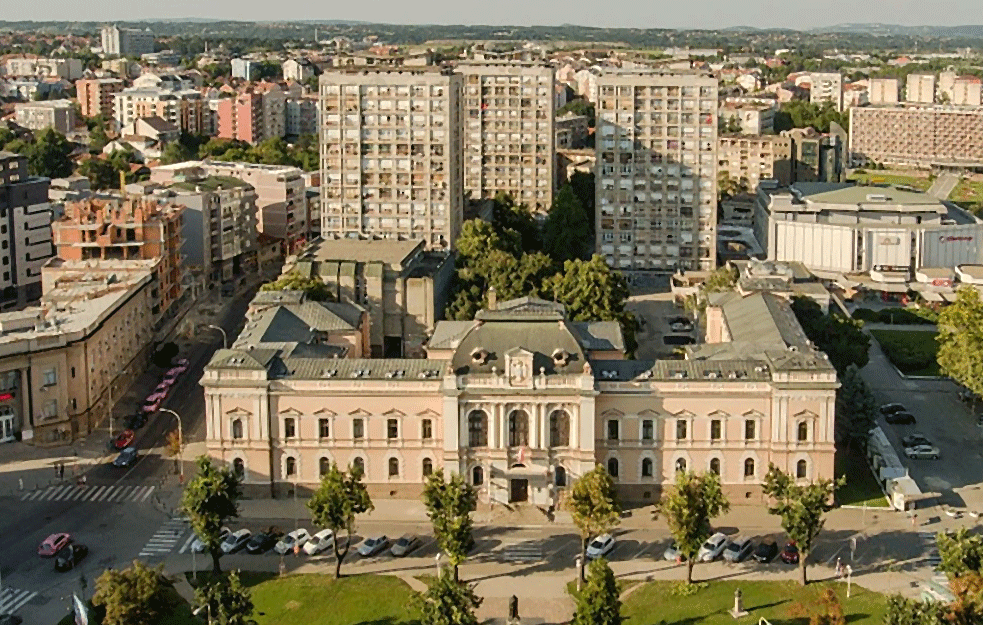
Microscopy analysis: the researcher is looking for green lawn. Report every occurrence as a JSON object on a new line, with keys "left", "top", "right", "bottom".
{"left": 835, "top": 450, "right": 889, "bottom": 508}
{"left": 248, "top": 574, "right": 420, "bottom": 625}
{"left": 847, "top": 172, "right": 931, "bottom": 191}
{"left": 622, "top": 580, "right": 889, "bottom": 625}
{"left": 870, "top": 329, "right": 941, "bottom": 377}
{"left": 951, "top": 179, "right": 983, "bottom": 215}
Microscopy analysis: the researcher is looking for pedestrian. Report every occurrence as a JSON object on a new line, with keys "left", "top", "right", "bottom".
{"left": 18, "top": 477, "right": 23, "bottom": 491}
{"left": 836, "top": 557, "right": 842, "bottom": 578}
{"left": 912, "top": 513, "right": 918, "bottom": 528}
{"left": 59, "top": 462, "right": 64, "bottom": 479}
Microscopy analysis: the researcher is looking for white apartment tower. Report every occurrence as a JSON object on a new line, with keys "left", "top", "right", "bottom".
{"left": 906, "top": 74, "right": 936, "bottom": 104}
{"left": 457, "top": 62, "right": 556, "bottom": 213}
{"left": 868, "top": 78, "right": 900, "bottom": 105}
{"left": 594, "top": 70, "right": 718, "bottom": 273}
{"left": 809, "top": 73, "right": 843, "bottom": 111}
{"left": 318, "top": 68, "right": 463, "bottom": 251}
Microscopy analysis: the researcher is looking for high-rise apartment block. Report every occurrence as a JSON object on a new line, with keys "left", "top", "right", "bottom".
{"left": 717, "top": 134, "right": 793, "bottom": 190}
{"left": 76, "top": 78, "right": 124, "bottom": 119}
{"left": 0, "top": 151, "right": 55, "bottom": 309}
{"left": 868, "top": 78, "right": 900, "bottom": 105}
{"left": 101, "top": 25, "right": 155, "bottom": 58}
{"left": 594, "top": 70, "right": 718, "bottom": 273}
{"left": 457, "top": 62, "right": 555, "bottom": 213}
{"left": 285, "top": 97, "right": 319, "bottom": 137}
{"left": 952, "top": 77, "right": 983, "bottom": 107}
{"left": 849, "top": 105, "right": 983, "bottom": 167}
{"left": 13, "top": 100, "right": 76, "bottom": 134}
{"left": 318, "top": 68, "right": 463, "bottom": 251}
{"left": 114, "top": 88, "right": 205, "bottom": 134}
{"left": 906, "top": 74, "right": 936, "bottom": 104}
{"left": 3, "top": 57, "right": 83, "bottom": 81}
{"left": 216, "top": 92, "right": 264, "bottom": 144}
{"left": 809, "top": 73, "right": 843, "bottom": 111}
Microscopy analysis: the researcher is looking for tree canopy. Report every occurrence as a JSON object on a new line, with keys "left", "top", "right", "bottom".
{"left": 194, "top": 570, "right": 254, "bottom": 625}
{"left": 791, "top": 297, "right": 870, "bottom": 374}
{"left": 557, "top": 98, "right": 596, "bottom": 127}
{"left": 422, "top": 469, "right": 478, "bottom": 581}
{"left": 835, "top": 364, "right": 877, "bottom": 450}
{"left": 542, "top": 184, "right": 593, "bottom": 263}
{"left": 566, "top": 465, "right": 620, "bottom": 585}
{"left": 416, "top": 570, "right": 482, "bottom": 625}
{"left": 2, "top": 128, "right": 76, "bottom": 179}
{"left": 181, "top": 455, "right": 242, "bottom": 575}
{"left": 774, "top": 100, "right": 849, "bottom": 133}
{"left": 260, "top": 270, "right": 332, "bottom": 301}
{"left": 660, "top": 469, "right": 730, "bottom": 583}
{"left": 572, "top": 558, "right": 621, "bottom": 625}
{"left": 307, "top": 461, "right": 374, "bottom": 578}
{"left": 937, "top": 286, "right": 983, "bottom": 399}
{"left": 92, "top": 561, "right": 169, "bottom": 625}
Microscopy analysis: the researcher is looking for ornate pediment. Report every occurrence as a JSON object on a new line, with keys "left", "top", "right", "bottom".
{"left": 226, "top": 407, "right": 252, "bottom": 417}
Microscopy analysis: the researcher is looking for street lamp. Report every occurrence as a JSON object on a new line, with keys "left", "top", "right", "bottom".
{"left": 193, "top": 603, "right": 212, "bottom": 625}
{"left": 204, "top": 324, "right": 228, "bottom": 349}
{"left": 159, "top": 408, "right": 183, "bottom": 482}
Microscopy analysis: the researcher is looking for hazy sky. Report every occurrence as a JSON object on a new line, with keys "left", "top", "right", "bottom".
{"left": 6, "top": 0, "right": 980, "bottom": 31}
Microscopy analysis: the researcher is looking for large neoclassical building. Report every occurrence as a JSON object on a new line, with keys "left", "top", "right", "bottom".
{"left": 202, "top": 291, "right": 837, "bottom": 505}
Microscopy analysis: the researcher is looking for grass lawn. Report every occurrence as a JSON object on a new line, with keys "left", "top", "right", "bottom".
{"left": 870, "top": 329, "right": 941, "bottom": 377}
{"left": 247, "top": 574, "right": 420, "bottom": 625}
{"left": 622, "top": 580, "right": 889, "bottom": 625}
{"left": 951, "top": 179, "right": 983, "bottom": 215}
{"left": 847, "top": 171, "right": 931, "bottom": 191}
{"left": 835, "top": 449, "right": 889, "bottom": 508}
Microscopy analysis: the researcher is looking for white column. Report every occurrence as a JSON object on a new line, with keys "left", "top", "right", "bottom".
{"left": 490, "top": 404, "right": 499, "bottom": 448}
{"left": 571, "top": 404, "right": 580, "bottom": 449}
{"left": 530, "top": 404, "right": 539, "bottom": 449}
{"left": 541, "top": 405, "right": 550, "bottom": 449}
{"left": 500, "top": 405, "right": 508, "bottom": 448}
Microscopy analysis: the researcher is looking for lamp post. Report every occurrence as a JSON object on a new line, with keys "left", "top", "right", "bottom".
{"left": 205, "top": 324, "right": 228, "bottom": 349}
{"left": 160, "top": 408, "right": 183, "bottom": 482}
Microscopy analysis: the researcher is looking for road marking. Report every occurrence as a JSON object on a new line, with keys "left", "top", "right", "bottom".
{"left": 53, "top": 485, "right": 75, "bottom": 501}
{"left": 179, "top": 533, "right": 197, "bottom": 554}
{"left": 113, "top": 485, "right": 133, "bottom": 502}
{"left": 630, "top": 542, "right": 653, "bottom": 560}
{"left": 128, "top": 486, "right": 148, "bottom": 501}
{"left": 69, "top": 486, "right": 91, "bottom": 501}
{"left": 0, "top": 587, "right": 38, "bottom": 615}
{"left": 86, "top": 485, "right": 108, "bottom": 501}
{"left": 140, "top": 486, "right": 155, "bottom": 501}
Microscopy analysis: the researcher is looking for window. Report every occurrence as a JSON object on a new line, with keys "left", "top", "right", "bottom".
{"left": 472, "top": 466, "right": 484, "bottom": 486}
{"left": 422, "top": 458, "right": 433, "bottom": 477}
{"left": 607, "top": 457, "right": 619, "bottom": 478}
{"left": 555, "top": 466, "right": 567, "bottom": 487}
{"left": 422, "top": 419, "right": 433, "bottom": 440}
{"left": 285, "top": 457, "right": 296, "bottom": 477}
{"left": 744, "top": 419, "right": 756, "bottom": 440}
{"left": 509, "top": 411, "right": 529, "bottom": 447}
{"left": 353, "top": 418, "right": 364, "bottom": 439}
{"left": 387, "top": 418, "right": 399, "bottom": 439}
{"left": 42, "top": 368, "right": 57, "bottom": 386}
{"left": 232, "top": 419, "right": 243, "bottom": 440}
{"left": 709, "top": 458, "right": 720, "bottom": 475}
{"left": 744, "top": 458, "right": 755, "bottom": 478}
{"left": 549, "top": 410, "right": 570, "bottom": 447}
{"left": 319, "top": 457, "right": 330, "bottom": 476}
{"left": 468, "top": 411, "right": 488, "bottom": 447}
{"left": 642, "top": 419, "right": 654, "bottom": 441}
{"left": 676, "top": 419, "right": 687, "bottom": 440}
{"left": 607, "top": 419, "right": 619, "bottom": 440}
{"left": 388, "top": 457, "right": 400, "bottom": 478}
{"left": 233, "top": 458, "right": 245, "bottom": 479}
{"left": 642, "top": 457, "right": 653, "bottom": 477}
{"left": 797, "top": 459, "right": 808, "bottom": 478}
{"left": 352, "top": 457, "right": 365, "bottom": 475}
{"left": 797, "top": 421, "right": 808, "bottom": 442}
{"left": 319, "top": 418, "right": 330, "bottom": 439}
{"left": 71, "top": 367, "right": 76, "bottom": 378}
{"left": 710, "top": 419, "right": 721, "bottom": 441}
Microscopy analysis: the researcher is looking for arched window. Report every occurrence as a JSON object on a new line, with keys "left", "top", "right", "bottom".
{"left": 709, "top": 458, "right": 721, "bottom": 475}
{"left": 641, "top": 457, "right": 653, "bottom": 478}
{"left": 549, "top": 410, "right": 570, "bottom": 447}
{"left": 468, "top": 411, "right": 488, "bottom": 447}
{"left": 319, "top": 456, "right": 330, "bottom": 476}
{"left": 232, "top": 458, "right": 245, "bottom": 479}
{"left": 607, "top": 457, "right": 619, "bottom": 478}
{"left": 422, "top": 458, "right": 433, "bottom": 477}
{"left": 388, "top": 457, "right": 400, "bottom": 478}
{"left": 555, "top": 466, "right": 567, "bottom": 487}
{"left": 797, "top": 421, "right": 808, "bottom": 442}
{"left": 231, "top": 419, "right": 243, "bottom": 440}
{"left": 285, "top": 456, "right": 296, "bottom": 477}
{"left": 472, "top": 466, "right": 484, "bottom": 486}
{"left": 509, "top": 410, "right": 529, "bottom": 447}
{"left": 744, "top": 458, "right": 755, "bottom": 478}
{"left": 675, "top": 458, "right": 686, "bottom": 473}
{"left": 796, "top": 459, "right": 808, "bottom": 478}
{"left": 352, "top": 457, "right": 365, "bottom": 476}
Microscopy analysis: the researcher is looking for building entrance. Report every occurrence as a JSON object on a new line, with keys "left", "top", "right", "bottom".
{"left": 509, "top": 478, "right": 529, "bottom": 503}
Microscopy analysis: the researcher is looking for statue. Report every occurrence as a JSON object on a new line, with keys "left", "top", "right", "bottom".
{"left": 729, "top": 587, "right": 748, "bottom": 618}
{"left": 583, "top": 361, "right": 592, "bottom": 376}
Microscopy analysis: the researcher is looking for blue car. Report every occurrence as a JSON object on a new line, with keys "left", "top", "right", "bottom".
{"left": 112, "top": 447, "right": 138, "bottom": 468}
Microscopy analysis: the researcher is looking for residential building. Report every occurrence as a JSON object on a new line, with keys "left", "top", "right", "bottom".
{"left": 952, "top": 77, "right": 982, "bottom": 107}
{"left": 0, "top": 78, "right": 68, "bottom": 101}
{"left": 939, "top": 70, "right": 958, "bottom": 102}
{"left": 113, "top": 88, "right": 205, "bottom": 134}
{"left": 842, "top": 83, "right": 869, "bottom": 109}
{"left": 285, "top": 97, "right": 318, "bottom": 137}
{"left": 717, "top": 134, "right": 793, "bottom": 190}
{"left": 231, "top": 58, "right": 259, "bottom": 81}
{"left": 216, "top": 92, "right": 264, "bottom": 144}
{"left": 201, "top": 294, "right": 837, "bottom": 503}
{"left": 718, "top": 102, "right": 774, "bottom": 134}
{"left": 101, "top": 25, "right": 155, "bottom": 58}
{"left": 783, "top": 126, "right": 845, "bottom": 183}
{"left": 555, "top": 113, "right": 590, "bottom": 149}
{"left": 119, "top": 116, "right": 180, "bottom": 147}
{"left": 456, "top": 62, "right": 556, "bottom": 214}
{"left": 13, "top": 100, "right": 76, "bottom": 134}
{"left": 3, "top": 57, "right": 83, "bottom": 81}
{"left": 0, "top": 152, "right": 55, "bottom": 309}
{"left": 141, "top": 51, "right": 181, "bottom": 67}
{"left": 809, "top": 72, "right": 843, "bottom": 111}
{"left": 318, "top": 67, "right": 464, "bottom": 251}
{"left": 849, "top": 105, "right": 983, "bottom": 167}
{"left": 283, "top": 58, "right": 317, "bottom": 83}
{"left": 906, "top": 74, "right": 936, "bottom": 104}
{"left": 132, "top": 72, "right": 202, "bottom": 91}
{"left": 76, "top": 78, "right": 124, "bottom": 119}
{"left": 594, "top": 69, "right": 719, "bottom": 273}
{"left": 868, "top": 78, "right": 900, "bottom": 105}
{"left": 255, "top": 82, "right": 287, "bottom": 141}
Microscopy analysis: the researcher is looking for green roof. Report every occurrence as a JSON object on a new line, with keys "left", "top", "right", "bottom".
{"left": 171, "top": 175, "right": 252, "bottom": 192}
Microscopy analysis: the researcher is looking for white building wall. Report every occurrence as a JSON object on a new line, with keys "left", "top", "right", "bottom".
{"left": 772, "top": 221, "right": 856, "bottom": 272}
{"left": 919, "top": 225, "right": 983, "bottom": 268}
{"left": 864, "top": 228, "right": 913, "bottom": 270}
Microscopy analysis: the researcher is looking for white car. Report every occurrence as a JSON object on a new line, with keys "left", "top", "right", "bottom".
{"left": 191, "top": 527, "right": 230, "bottom": 553}
{"left": 697, "top": 532, "right": 729, "bottom": 562}
{"left": 220, "top": 529, "right": 252, "bottom": 554}
{"left": 585, "top": 534, "right": 616, "bottom": 560}
{"left": 303, "top": 529, "right": 335, "bottom": 555}
{"left": 905, "top": 444, "right": 941, "bottom": 460}
{"left": 357, "top": 535, "right": 389, "bottom": 557}
{"left": 274, "top": 528, "right": 311, "bottom": 555}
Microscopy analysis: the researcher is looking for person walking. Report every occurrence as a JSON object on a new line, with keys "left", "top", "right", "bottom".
{"left": 835, "top": 557, "right": 842, "bottom": 578}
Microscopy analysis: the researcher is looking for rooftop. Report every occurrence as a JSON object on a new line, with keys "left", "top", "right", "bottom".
{"left": 170, "top": 175, "right": 252, "bottom": 193}
{"left": 293, "top": 237, "right": 424, "bottom": 268}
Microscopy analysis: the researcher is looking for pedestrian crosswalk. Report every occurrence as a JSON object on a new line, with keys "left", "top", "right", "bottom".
{"left": 497, "top": 541, "right": 543, "bottom": 562}
{"left": 20, "top": 483, "right": 155, "bottom": 503}
{"left": 139, "top": 517, "right": 190, "bottom": 558}
{"left": 0, "top": 586, "right": 38, "bottom": 616}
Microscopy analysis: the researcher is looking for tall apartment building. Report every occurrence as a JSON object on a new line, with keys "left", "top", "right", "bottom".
{"left": 13, "top": 100, "right": 76, "bottom": 134}
{"left": 318, "top": 67, "right": 464, "bottom": 251}
{"left": 717, "top": 134, "right": 793, "bottom": 190}
{"left": 939, "top": 70, "right": 958, "bottom": 102}
{"left": 113, "top": 88, "right": 204, "bottom": 134}
{"left": 216, "top": 92, "right": 264, "bottom": 144}
{"left": 3, "top": 57, "right": 83, "bottom": 81}
{"left": 456, "top": 62, "right": 555, "bottom": 213}
{"left": 52, "top": 197, "right": 185, "bottom": 317}
{"left": 718, "top": 102, "right": 775, "bottom": 134}
{"left": 76, "top": 78, "right": 124, "bottom": 119}
{"left": 285, "top": 97, "right": 318, "bottom": 137}
{"left": 868, "top": 78, "right": 900, "bottom": 105}
{"left": 594, "top": 70, "right": 718, "bottom": 273}
{"left": 809, "top": 72, "right": 843, "bottom": 111}
{"left": 906, "top": 74, "right": 936, "bottom": 104}
{"left": 783, "top": 127, "right": 845, "bottom": 183}
{"left": 849, "top": 105, "right": 983, "bottom": 167}
{"left": 952, "top": 77, "right": 983, "bottom": 107}
{"left": 101, "top": 25, "right": 155, "bottom": 58}
{"left": 0, "top": 152, "right": 55, "bottom": 309}
{"left": 231, "top": 58, "right": 259, "bottom": 81}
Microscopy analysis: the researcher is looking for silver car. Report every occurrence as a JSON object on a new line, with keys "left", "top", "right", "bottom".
{"left": 390, "top": 535, "right": 421, "bottom": 557}
{"left": 905, "top": 444, "right": 941, "bottom": 460}
{"left": 357, "top": 535, "right": 389, "bottom": 557}
{"left": 722, "top": 536, "right": 753, "bottom": 562}
{"left": 191, "top": 527, "right": 230, "bottom": 553}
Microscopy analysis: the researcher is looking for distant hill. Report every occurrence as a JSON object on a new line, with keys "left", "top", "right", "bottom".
{"left": 811, "top": 23, "right": 983, "bottom": 37}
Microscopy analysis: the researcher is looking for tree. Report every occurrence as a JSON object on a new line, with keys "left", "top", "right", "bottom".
{"left": 260, "top": 270, "right": 332, "bottom": 301}
{"left": 159, "top": 141, "right": 196, "bottom": 165}
{"left": 703, "top": 265, "right": 738, "bottom": 293}
{"left": 181, "top": 456, "right": 242, "bottom": 575}
{"left": 543, "top": 184, "right": 592, "bottom": 263}
{"left": 660, "top": 470, "right": 730, "bottom": 583}
{"left": 92, "top": 561, "right": 169, "bottom": 625}
{"left": 557, "top": 98, "right": 596, "bottom": 127}
{"left": 26, "top": 128, "right": 74, "bottom": 179}
{"left": 937, "top": 286, "right": 983, "bottom": 400}
{"left": 835, "top": 364, "right": 877, "bottom": 451}
{"left": 423, "top": 469, "right": 477, "bottom": 581}
{"left": 455, "top": 218, "right": 521, "bottom": 266}
{"left": 791, "top": 297, "right": 870, "bottom": 374}
{"left": 762, "top": 463, "right": 843, "bottom": 585}
{"left": 307, "top": 461, "right": 373, "bottom": 578}
{"left": 492, "top": 193, "right": 541, "bottom": 253}
{"left": 566, "top": 465, "right": 620, "bottom": 586}
{"left": 937, "top": 528, "right": 983, "bottom": 578}
{"left": 569, "top": 171, "right": 595, "bottom": 235}
{"left": 194, "top": 570, "right": 254, "bottom": 625}
{"left": 416, "top": 570, "right": 482, "bottom": 625}
{"left": 165, "top": 430, "right": 182, "bottom": 474}
{"left": 571, "top": 558, "right": 621, "bottom": 625}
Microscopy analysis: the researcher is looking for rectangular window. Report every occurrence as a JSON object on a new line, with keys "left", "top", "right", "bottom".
{"left": 284, "top": 418, "right": 296, "bottom": 439}
{"left": 42, "top": 368, "right": 57, "bottom": 386}
{"left": 387, "top": 418, "right": 399, "bottom": 439}
{"left": 353, "top": 418, "right": 364, "bottom": 439}
{"left": 422, "top": 419, "right": 433, "bottom": 440}
{"left": 745, "top": 419, "right": 756, "bottom": 440}
{"left": 676, "top": 419, "right": 687, "bottom": 440}
{"left": 710, "top": 419, "right": 722, "bottom": 441}
{"left": 607, "top": 419, "right": 619, "bottom": 440}
{"left": 642, "top": 419, "right": 654, "bottom": 441}
{"left": 319, "top": 418, "right": 330, "bottom": 439}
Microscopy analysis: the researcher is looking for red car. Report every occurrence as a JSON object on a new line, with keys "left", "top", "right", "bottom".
{"left": 38, "top": 533, "right": 72, "bottom": 557}
{"left": 113, "top": 429, "right": 135, "bottom": 450}
{"left": 780, "top": 541, "right": 800, "bottom": 564}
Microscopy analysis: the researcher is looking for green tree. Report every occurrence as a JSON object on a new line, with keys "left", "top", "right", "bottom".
{"left": 92, "top": 561, "right": 169, "bottom": 625}
{"left": 569, "top": 171, "right": 595, "bottom": 235}
{"left": 181, "top": 456, "right": 242, "bottom": 575}
{"left": 791, "top": 297, "right": 870, "bottom": 374}
{"left": 194, "top": 570, "right": 254, "bottom": 625}
{"left": 307, "top": 461, "right": 374, "bottom": 578}
{"left": 416, "top": 570, "right": 482, "bottom": 625}
{"left": 26, "top": 128, "right": 74, "bottom": 178}
{"left": 762, "top": 463, "right": 843, "bottom": 585}
{"left": 835, "top": 364, "right": 877, "bottom": 451}
{"left": 937, "top": 286, "right": 983, "bottom": 400}
{"left": 543, "top": 184, "right": 592, "bottom": 263}
{"left": 422, "top": 469, "right": 478, "bottom": 581}
{"left": 937, "top": 528, "right": 983, "bottom": 578}
{"left": 260, "top": 270, "right": 332, "bottom": 301}
{"left": 566, "top": 465, "right": 620, "bottom": 586}
{"left": 159, "top": 141, "right": 196, "bottom": 165}
{"left": 492, "top": 193, "right": 541, "bottom": 253}
{"left": 557, "top": 98, "right": 596, "bottom": 127}
{"left": 660, "top": 469, "right": 730, "bottom": 583}
{"left": 703, "top": 265, "right": 738, "bottom": 293}
{"left": 455, "top": 218, "right": 521, "bottom": 266}
{"left": 571, "top": 558, "right": 621, "bottom": 625}
{"left": 89, "top": 122, "right": 109, "bottom": 152}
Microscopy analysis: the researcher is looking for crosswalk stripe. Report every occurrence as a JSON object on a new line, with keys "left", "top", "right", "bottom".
{"left": 113, "top": 486, "right": 132, "bottom": 502}
{"left": 140, "top": 486, "right": 155, "bottom": 501}
{"left": 179, "top": 533, "right": 197, "bottom": 554}
{"left": 27, "top": 487, "right": 47, "bottom": 501}
{"left": 70, "top": 486, "right": 90, "bottom": 501}
{"left": 0, "top": 588, "right": 38, "bottom": 614}
{"left": 127, "top": 486, "right": 146, "bottom": 501}
{"left": 86, "top": 485, "right": 108, "bottom": 501}
{"left": 53, "top": 485, "right": 75, "bottom": 501}
{"left": 19, "top": 483, "right": 161, "bottom": 503}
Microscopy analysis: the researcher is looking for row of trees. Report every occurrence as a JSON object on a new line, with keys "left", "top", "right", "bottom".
{"left": 774, "top": 100, "right": 849, "bottom": 134}
{"left": 161, "top": 134, "right": 319, "bottom": 171}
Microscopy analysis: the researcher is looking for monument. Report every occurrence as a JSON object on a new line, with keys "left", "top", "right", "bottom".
{"left": 508, "top": 595, "right": 520, "bottom": 625}
{"left": 729, "top": 588, "right": 749, "bottom": 618}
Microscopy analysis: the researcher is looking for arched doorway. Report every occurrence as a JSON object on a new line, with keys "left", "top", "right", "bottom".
{"left": 509, "top": 464, "right": 528, "bottom": 503}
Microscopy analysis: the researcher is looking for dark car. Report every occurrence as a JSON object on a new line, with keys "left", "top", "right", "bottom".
{"left": 125, "top": 412, "right": 148, "bottom": 429}
{"left": 246, "top": 527, "right": 282, "bottom": 554}
{"left": 780, "top": 542, "right": 800, "bottom": 565}
{"left": 752, "top": 539, "right": 778, "bottom": 563}
{"left": 55, "top": 544, "right": 88, "bottom": 572}
{"left": 885, "top": 411, "right": 917, "bottom": 425}
{"left": 879, "top": 403, "right": 907, "bottom": 415}
{"left": 112, "top": 429, "right": 135, "bottom": 450}
{"left": 112, "top": 447, "right": 138, "bottom": 468}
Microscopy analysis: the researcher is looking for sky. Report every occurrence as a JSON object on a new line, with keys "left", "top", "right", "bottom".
{"left": 5, "top": 0, "right": 981, "bottom": 31}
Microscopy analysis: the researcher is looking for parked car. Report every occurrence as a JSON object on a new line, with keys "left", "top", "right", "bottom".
{"left": 390, "top": 535, "right": 421, "bottom": 557}
{"left": 886, "top": 411, "right": 917, "bottom": 425}
{"left": 905, "top": 445, "right": 941, "bottom": 460}
{"left": 125, "top": 412, "right": 147, "bottom": 429}
{"left": 275, "top": 528, "right": 311, "bottom": 555}
{"left": 698, "top": 532, "right": 729, "bottom": 562}
{"left": 722, "top": 536, "right": 754, "bottom": 563}
{"left": 586, "top": 534, "right": 616, "bottom": 560}
{"left": 54, "top": 544, "right": 88, "bottom": 572}
{"left": 112, "top": 429, "right": 135, "bottom": 450}
{"left": 752, "top": 539, "right": 778, "bottom": 563}
{"left": 38, "top": 533, "right": 72, "bottom": 557}
{"left": 303, "top": 529, "right": 335, "bottom": 555}
{"left": 141, "top": 394, "right": 164, "bottom": 413}
{"left": 191, "top": 527, "right": 230, "bottom": 553}
{"left": 780, "top": 542, "right": 800, "bottom": 564}
{"left": 172, "top": 358, "right": 190, "bottom": 372}
{"left": 357, "top": 535, "right": 390, "bottom": 557}
{"left": 112, "top": 447, "right": 138, "bottom": 468}
{"left": 663, "top": 541, "right": 685, "bottom": 561}
{"left": 246, "top": 528, "right": 283, "bottom": 554}
{"left": 880, "top": 403, "right": 907, "bottom": 415}
{"left": 220, "top": 529, "right": 252, "bottom": 554}
{"left": 902, "top": 433, "right": 933, "bottom": 449}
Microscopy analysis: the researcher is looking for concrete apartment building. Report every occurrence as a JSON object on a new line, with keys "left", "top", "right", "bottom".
{"left": 101, "top": 25, "right": 155, "bottom": 58}
{"left": 231, "top": 58, "right": 259, "bottom": 81}
{"left": 717, "top": 134, "right": 793, "bottom": 190}
{"left": 201, "top": 294, "right": 836, "bottom": 503}
{"left": 3, "top": 57, "right": 83, "bottom": 81}
{"left": 594, "top": 70, "right": 719, "bottom": 273}
{"left": 13, "top": 100, "right": 76, "bottom": 134}
{"left": 283, "top": 58, "right": 317, "bottom": 83}
{"left": 939, "top": 70, "right": 957, "bottom": 102}
{"left": 868, "top": 78, "right": 900, "bottom": 105}
{"left": 456, "top": 62, "right": 556, "bottom": 214}
{"left": 76, "top": 78, "right": 124, "bottom": 119}
{"left": 51, "top": 197, "right": 185, "bottom": 318}
{"left": 285, "top": 97, "right": 318, "bottom": 137}
{"left": 318, "top": 67, "right": 464, "bottom": 251}
{"left": 952, "top": 77, "right": 982, "bottom": 107}
{"left": 555, "top": 113, "right": 590, "bottom": 150}
{"left": 906, "top": 74, "right": 937, "bottom": 104}
{"left": 718, "top": 102, "right": 775, "bottom": 134}
{"left": 113, "top": 88, "right": 205, "bottom": 134}
{"left": 783, "top": 126, "right": 846, "bottom": 183}
{"left": 809, "top": 72, "right": 843, "bottom": 111}
{"left": 849, "top": 105, "right": 983, "bottom": 167}
{"left": 216, "top": 92, "right": 264, "bottom": 144}
{"left": 0, "top": 152, "right": 55, "bottom": 309}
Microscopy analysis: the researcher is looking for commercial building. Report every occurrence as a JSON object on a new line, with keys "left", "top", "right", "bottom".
{"left": 868, "top": 78, "right": 900, "bottom": 105}
{"left": 13, "top": 100, "right": 76, "bottom": 134}
{"left": 555, "top": 113, "right": 590, "bottom": 150}
{"left": 318, "top": 67, "right": 464, "bottom": 251}
{"left": 456, "top": 62, "right": 555, "bottom": 213}
{"left": 717, "top": 134, "right": 793, "bottom": 190}
{"left": 113, "top": 88, "right": 205, "bottom": 134}
{"left": 906, "top": 74, "right": 936, "bottom": 104}
{"left": 594, "top": 69, "right": 719, "bottom": 273}
{"left": 0, "top": 152, "right": 55, "bottom": 309}
{"left": 76, "top": 78, "right": 124, "bottom": 119}
{"left": 201, "top": 294, "right": 837, "bottom": 503}
{"left": 3, "top": 57, "right": 83, "bottom": 81}
{"left": 101, "top": 25, "right": 155, "bottom": 58}
{"left": 849, "top": 105, "right": 983, "bottom": 168}
{"left": 809, "top": 72, "right": 843, "bottom": 111}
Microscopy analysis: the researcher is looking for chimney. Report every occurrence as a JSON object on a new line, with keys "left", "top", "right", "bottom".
{"left": 487, "top": 286, "right": 497, "bottom": 310}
